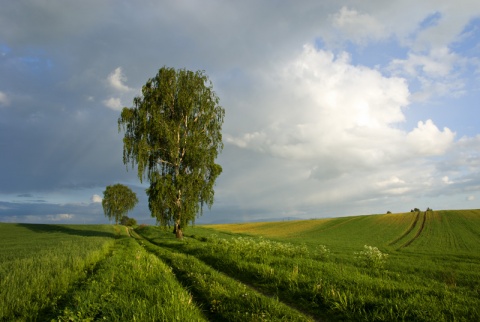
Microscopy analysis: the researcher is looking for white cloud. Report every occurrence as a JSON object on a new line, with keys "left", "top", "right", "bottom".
{"left": 0, "top": 91, "right": 9, "bottom": 106}
{"left": 389, "top": 47, "right": 467, "bottom": 100}
{"left": 46, "top": 213, "right": 75, "bottom": 221}
{"left": 406, "top": 120, "right": 455, "bottom": 155}
{"left": 107, "top": 67, "right": 131, "bottom": 92}
{"left": 103, "top": 97, "right": 123, "bottom": 110}
{"left": 103, "top": 67, "right": 137, "bottom": 110}
{"left": 222, "top": 43, "right": 463, "bottom": 215}
{"left": 467, "top": 195, "right": 475, "bottom": 201}
{"left": 228, "top": 44, "right": 413, "bottom": 171}
{"left": 330, "top": 6, "right": 388, "bottom": 44}
{"left": 321, "top": 3, "right": 479, "bottom": 103}
{"left": 442, "top": 176, "right": 453, "bottom": 184}
{"left": 391, "top": 47, "right": 459, "bottom": 78}
{"left": 91, "top": 194, "right": 102, "bottom": 203}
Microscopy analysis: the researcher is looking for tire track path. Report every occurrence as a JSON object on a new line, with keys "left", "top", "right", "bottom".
{"left": 388, "top": 211, "right": 420, "bottom": 247}
{"left": 402, "top": 212, "right": 427, "bottom": 248}
{"left": 130, "top": 228, "right": 320, "bottom": 322}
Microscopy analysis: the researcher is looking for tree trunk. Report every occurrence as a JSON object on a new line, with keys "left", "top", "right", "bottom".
{"left": 174, "top": 221, "right": 183, "bottom": 239}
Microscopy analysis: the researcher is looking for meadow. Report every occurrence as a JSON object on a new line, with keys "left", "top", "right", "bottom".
{"left": 0, "top": 209, "right": 479, "bottom": 321}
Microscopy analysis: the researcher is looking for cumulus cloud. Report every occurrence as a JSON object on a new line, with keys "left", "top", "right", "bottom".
{"left": 103, "top": 97, "right": 123, "bottom": 110}
{"left": 247, "top": 45, "right": 455, "bottom": 167}
{"left": 107, "top": 67, "right": 131, "bottom": 92}
{"left": 406, "top": 120, "right": 455, "bottom": 155}
{"left": 91, "top": 194, "right": 102, "bottom": 203}
{"left": 228, "top": 44, "right": 431, "bottom": 179}
{"left": 102, "top": 67, "right": 137, "bottom": 110}
{"left": 222, "top": 42, "right": 461, "bottom": 215}
{"left": 467, "top": 195, "right": 475, "bottom": 201}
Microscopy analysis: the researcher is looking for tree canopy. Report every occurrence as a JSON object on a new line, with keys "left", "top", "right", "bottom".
{"left": 118, "top": 66, "right": 224, "bottom": 237}
{"left": 120, "top": 215, "right": 137, "bottom": 226}
{"left": 102, "top": 184, "right": 138, "bottom": 224}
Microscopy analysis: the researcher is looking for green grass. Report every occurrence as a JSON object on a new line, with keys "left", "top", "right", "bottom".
{"left": 1, "top": 209, "right": 479, "bottom": 321}
{"left": 54, "top": 233, "right": 206, "bottom": 321}
{"left": 0, "top": 224, "right": 119, "bottom": 321}
{"left": 188, "top": 209, "right": 480, "bottom": 321}
{"left": 133, "top": 227, "right": 314, "bottom": 321}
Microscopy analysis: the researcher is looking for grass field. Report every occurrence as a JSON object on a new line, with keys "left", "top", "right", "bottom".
{"left": 1, "top": 209, "right": 479, "bottom": 321}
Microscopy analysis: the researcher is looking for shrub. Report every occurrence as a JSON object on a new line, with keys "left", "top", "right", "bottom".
{"left": 355, "top": 245, "right": 388, "bottom": 270}
{"left": 120, "top": 216, "right": 137, "bottom": 226}
{"left": 315, "top": 245, "right": 330, "bottom": 260}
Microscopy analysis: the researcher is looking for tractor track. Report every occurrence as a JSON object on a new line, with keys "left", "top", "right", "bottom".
{"left": 129, "top": 228, "right": 322, "bottom": 322}
{"left": 402, "top": 211, "right": 427, "bottom": 248}
{"left": 388, "top": 211, "right": 421, "bottom": 247}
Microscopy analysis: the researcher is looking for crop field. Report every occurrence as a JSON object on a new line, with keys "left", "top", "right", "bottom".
{"left": 1, "top": 209, "right": 479, "bottom": 321}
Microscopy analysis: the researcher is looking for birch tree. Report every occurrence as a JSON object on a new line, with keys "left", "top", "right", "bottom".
{"left": 118, "top": 67, "right": 224, "bottom": 238}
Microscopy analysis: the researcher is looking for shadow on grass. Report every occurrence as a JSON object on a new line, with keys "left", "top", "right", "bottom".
{"left": 16, "top": 223, "right": 117, "bottom": 238}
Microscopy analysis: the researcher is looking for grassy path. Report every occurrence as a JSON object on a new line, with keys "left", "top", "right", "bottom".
{"left": 53, "top": 234, "right": 207, "bottom": 321}
{"left": 131, "top": 227, "right": 317, "bottom": 321}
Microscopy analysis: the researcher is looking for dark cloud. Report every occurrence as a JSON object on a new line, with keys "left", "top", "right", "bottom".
{"left": 1, "top": 1, "right": 479, "bottom": 223}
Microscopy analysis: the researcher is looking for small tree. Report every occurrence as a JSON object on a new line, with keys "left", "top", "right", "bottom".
{"left": 102, "top": 184, "right": 138, "bottom": 224}
{"left": 118, "top": 67, "right": 224, "bottom": 238}
{"left": 120, "top": 215, "right": 137, "bottom": 226}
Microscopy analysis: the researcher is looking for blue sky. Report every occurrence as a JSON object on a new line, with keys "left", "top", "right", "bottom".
{"left": 0, "top": 1, "right": 479, "bottom": 224}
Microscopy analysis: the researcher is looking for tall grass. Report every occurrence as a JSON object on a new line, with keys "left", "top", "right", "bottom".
{"left": 54, "top": 234, "right": 206, "bottom": 321}
{"left": 133, "top": 227, "right": 314, "bottom": 321}
{"left": 140, "top": 210, "right": 480, "bottom": 321}
{"left": 0, "top": 224, "right": 118, "bottom": 321}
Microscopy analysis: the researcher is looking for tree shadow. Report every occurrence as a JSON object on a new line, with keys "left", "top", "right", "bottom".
{"left": 16, "top": 223, "right": 117, "bottom": 238}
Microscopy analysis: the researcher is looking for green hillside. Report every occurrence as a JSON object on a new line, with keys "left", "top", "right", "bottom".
{"left": 206, "top": 209, "right": 480, "bottom": 254}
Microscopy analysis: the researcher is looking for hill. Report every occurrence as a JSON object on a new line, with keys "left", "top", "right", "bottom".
{"left": 205, "top": 209, "right": 480, "bottom": 254}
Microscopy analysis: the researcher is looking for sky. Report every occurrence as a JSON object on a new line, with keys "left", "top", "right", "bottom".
{"left": 1, "top": 1, "right": 479, "bottom": 225}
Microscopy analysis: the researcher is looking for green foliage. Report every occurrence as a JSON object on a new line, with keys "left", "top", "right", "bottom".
{"left": 118, "top": 66, "right": 225, "bottom": 234}
{"left": 120, "top": 215, "right": 137, "bottom": 226}
{"left": 102, "top": 184, "right": 138, "bottom": 224}
{"left": 315, "top": 244, "right": 330, "bottom": 260}
{"left": 355, "top": 245, "right": 389, "bottom": 269}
